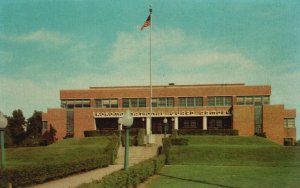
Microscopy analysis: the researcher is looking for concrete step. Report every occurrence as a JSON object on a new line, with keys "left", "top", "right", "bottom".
{"left": 115, "top": 145, "right": 159, "bottom": 165}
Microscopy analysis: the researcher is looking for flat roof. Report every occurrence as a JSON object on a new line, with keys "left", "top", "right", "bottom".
{"left": 89, "top": 83, "right": 246, "bottom": 90}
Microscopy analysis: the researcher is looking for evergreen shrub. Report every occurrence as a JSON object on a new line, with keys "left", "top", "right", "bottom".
{"left": 99, "top": 154, "right": 166, "bottom": 188}
{"left": 178, "top": 129, "right": 238, "bottom": 136}
{"left": 0, "top": 155, "right": 111, "bottom": 188}
{"left": 137, "top": 129, "right": 146, "bottom": 146}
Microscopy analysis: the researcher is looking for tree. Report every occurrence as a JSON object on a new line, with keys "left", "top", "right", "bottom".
{"left": 296, "top": 139, "right": 300, "bottom": 146}
{"left": 26, "top": 111, "right": 43, "bottom": 138}
{"left": 42, "top": 124, "right": 57, "bottom": 145}
{"left": 7, "top": 109, "right": 26, "bottom": 145}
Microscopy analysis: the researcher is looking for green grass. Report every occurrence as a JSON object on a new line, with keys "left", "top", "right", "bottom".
{"left": 182, "top": 135, "right": 279, "bottom": 146}
{"left": 146, "top": 165, "right": 300, "bottom": 188}
{"left": 168, "top": 136, "right": 300, "bottom": 166}
{"left": 144, "top": 136, "right": 300, "bottom": 188}
{"left": 6, "top": 137, "right": 111, "bottom": 169}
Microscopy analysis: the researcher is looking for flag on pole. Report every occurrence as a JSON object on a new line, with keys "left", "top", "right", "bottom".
{"left": 140, "top": 15, "right": 151, "bottom": 31}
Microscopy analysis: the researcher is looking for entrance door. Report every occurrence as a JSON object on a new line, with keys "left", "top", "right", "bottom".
{"left": 151, "top": 117, "right": 172, "bottom": 134}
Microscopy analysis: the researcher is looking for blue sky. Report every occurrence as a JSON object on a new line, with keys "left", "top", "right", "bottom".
{"left": 0, "top": 0, "right": 299, "bottom": 138}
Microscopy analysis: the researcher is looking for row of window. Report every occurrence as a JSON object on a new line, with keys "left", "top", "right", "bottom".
{"left": 61, "top": 95, "right": 270, "bottom": 109}
{"left": 237, "top": 96, "right": 270, "bottom": 105}
{"left": 208, "top": 96, "right": 232, "bottom": 106}
{"left": 284, "top": 118, "right": 295, "bottom": 128}
{"left": 61, "top": 100, "right": 91, "bottom": 109}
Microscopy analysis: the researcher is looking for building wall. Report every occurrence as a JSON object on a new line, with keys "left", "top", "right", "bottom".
{"left": 42, "top": 108, "right": 67, "bottom": 140}
{"left": 41, "top": 84, "right": 296, "bottom": 145}
{"left": 263, "top": 105, "right": 285, "bottom": 145}
{"left": 232, "top": 105, "right": 254, "bottom": 136}
{"left": 60, "top": 84, "right": 271, "bottom": 100}
{"left": 283, "top": 109, "right": 297, "bottom": 144}
{"left": 73, "top": 108, "right": 96, "bottom": 138}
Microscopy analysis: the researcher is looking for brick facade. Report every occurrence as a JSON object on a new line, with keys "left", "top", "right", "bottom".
{"left": 42, "top": 83, "right": 296, "bottom": 145}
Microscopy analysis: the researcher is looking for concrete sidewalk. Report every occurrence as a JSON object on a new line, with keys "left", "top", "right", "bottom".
{"left": 29, "top": 144, "right": 160, "bottom": 188}
{"left": 29, "top": 165, "right": 123, "bottom": 188}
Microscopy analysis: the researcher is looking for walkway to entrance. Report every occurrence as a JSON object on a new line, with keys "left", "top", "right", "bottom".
{"left": 30, "top": 136, "right": 162, "bottom": 188}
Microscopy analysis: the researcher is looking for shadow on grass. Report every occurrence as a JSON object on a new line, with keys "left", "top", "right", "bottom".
{"left": 157, "top": 173, "right": 239, "bottom": 188}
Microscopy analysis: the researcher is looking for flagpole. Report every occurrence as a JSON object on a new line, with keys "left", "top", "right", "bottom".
{"left": 149, "top": 5, "right": 153, "bottom": 136}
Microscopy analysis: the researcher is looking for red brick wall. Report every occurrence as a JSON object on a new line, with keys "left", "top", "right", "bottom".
{"left": 263, "top": 105, "right": 285, "bottom": 145}
{"left": 60, "top": 84, "right": 271, "bottom": 99}
{"left": 283, "top": 109, "right": 296, "bottom": 117}
{"left": 284, "top": 128, "right": 296, "bottom": 144}
{"left": 73, "top": 108, "right": 96, "bottom": 138}
{"left": 232, "top": 105, "right": 254, "bottom": 136}
{"left": 42, "top": 108, "right": 67, "bottom": 140}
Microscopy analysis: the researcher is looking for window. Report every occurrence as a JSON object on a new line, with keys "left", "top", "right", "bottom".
{"left": 254, "top": 96, "right": 262, "bottom": 105}
{"left": 179, "top": 97, "right": 203, "bottom": 107}
{"left": 152, "top": 98, "right": 174, "bottom": 107}
{"left": 284, "top": 118, "right": 295, "bottom": 128}
{"left": 208, "top": 97, "right": 215, "bottom": 106}
{"left": 263, "top": 96, "right": 270, "bottom": 104}
{"left": 179, "top": 98, "right": 186, "bottom": 107}
{"left": 245, "top": 96, "right": 253, "bottom": 105}
{"left": 61, "top": 99, "right": 91, "bottom": 109}
{"left": 96, "top": 99, "right": 118, "bottom": 108}
{"left": 207, "top": 96, "right": 232, "bottom": 106}
{"left": 215, "top": 97, "right": 223, "bottom": 106}
{"left": 195, "top": 97, "right": 203, "bottom": 106}
{"left": 225, "top": 97, "right": 232, "bottom": 106}
{"left": 236, "top": 97, "right": 244, "bottom": 105}
{"left": 237, "top": 96, "right": 270, "bottom": 105}
{"left": 122, "top": 98, "right": 146, "bottom": 108}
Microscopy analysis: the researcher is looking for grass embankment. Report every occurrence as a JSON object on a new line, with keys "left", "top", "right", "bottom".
{"left": 6, "top": 137, "right": 110, "bottom": 169}
{"left": 144, "top": 136, "right": 300, "bottom": 188}
{"left": 168, "top": 136, "right": 300, "bottom": 166}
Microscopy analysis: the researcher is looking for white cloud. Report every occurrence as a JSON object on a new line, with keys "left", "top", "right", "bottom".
{"left": 1, "top": 27, "right": 299, "bottom": 138}
{"left": 1, "top": 29, "right": 72, "bottom": 47}
{"left": 105, "top": 27, "right": 262, "bottom": 86}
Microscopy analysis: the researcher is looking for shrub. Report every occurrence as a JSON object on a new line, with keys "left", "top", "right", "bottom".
{"left": 0, "top": 155, "right": 111, "bottom": 188}
{"left": 94, "top": 154, "right": 166, "bottom": 188}
{"left": 104, "top": 135, "right": 120, "bottom": 164}
{"left": 137, "top": 129, "right": 146, "bottom": 146}
{"left": 162, "top": 138, "right": 172, "bottom": 164}
{"left": 20, "top": 137, "right": 43, "bottom": 147}
{"left": 121, "top": 135, "right": 136, "bottom": 146}
{"left": 171, "top": 138, "right": 189, "bottom": 145}
{"left": 255, "top": 132, "right": 266, "bottom": 138}
{"left": 178, "top": 129, "right": 238, "bottom": 136}
{"left": 84, "top": 130, "right": 120, "bottom": 137}
{"left": 171, "top": 129, "right": 178, "bottom": 138}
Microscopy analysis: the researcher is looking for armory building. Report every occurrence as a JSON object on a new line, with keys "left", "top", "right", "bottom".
{"left": 42, "top": 83, "right": 296, "bottom": 145}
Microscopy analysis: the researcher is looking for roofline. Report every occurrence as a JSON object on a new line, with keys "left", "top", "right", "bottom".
{"left": 87, "top": 83, "right": 248, "bottom": 90}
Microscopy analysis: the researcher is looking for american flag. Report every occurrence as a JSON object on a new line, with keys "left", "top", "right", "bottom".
{"left": 140, "top": 15, "right": 151, "bottom": 31}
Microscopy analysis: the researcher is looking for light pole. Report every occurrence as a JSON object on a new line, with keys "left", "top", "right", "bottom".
{"left": 163, "top": 117, "right": 168, "bottom": 139}
{"left": 122, "top": 110, "right": 133, "bottom": 171}
{"left": 0, "top": 112, "right": 8, "bottom": 169}
{"left": 118, "top": 117, "right": 123, "bottom": 145}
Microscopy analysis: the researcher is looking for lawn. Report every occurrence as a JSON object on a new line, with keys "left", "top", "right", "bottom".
{"left": 145, "top": 165, "right": 300, "bottom": 188}
{"left": 144, "top": 136, "right": 300, "bottom": 188}
{"left": 6, "top": 136, "right": 111, "bottom": 169}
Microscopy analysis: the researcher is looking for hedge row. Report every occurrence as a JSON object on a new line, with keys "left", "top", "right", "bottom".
{"left": 89, "top": 154, "right": 166, "bottom": 188}
{"left": 84, "top": 130, "right": 120, "bottom": 137}
{"left": 84, "top": 128, "right": 145, "bottom": 137}
{"left": 0, "top": 136, "right": 120, "bottom": 188}
{"left": 0, "top": 155, "right": 111, "bottom": 188}
{"left": 178, "top": 129, "right": 238, "bottom": 136}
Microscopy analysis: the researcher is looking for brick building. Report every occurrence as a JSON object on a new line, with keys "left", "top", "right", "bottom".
{"left": 42, "top": 83, "right": 296, "bottom": 145}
